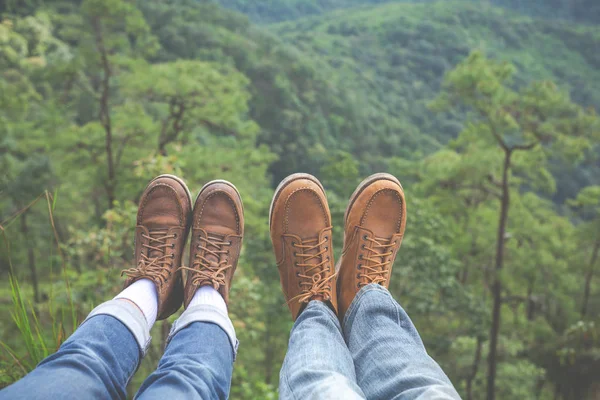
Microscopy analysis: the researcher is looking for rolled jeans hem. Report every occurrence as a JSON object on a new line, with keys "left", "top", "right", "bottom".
{"left": 82, "top": 299, "right": 151, "bottom": 357}
{"left": 168, "top": 304, "right": 239, "bottom": 361}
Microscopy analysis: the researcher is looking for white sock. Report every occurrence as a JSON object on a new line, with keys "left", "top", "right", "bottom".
{"left": 114, "top": 279, "right": 158, "bottom": 328}
{"left": 188, "top": 286, "right": 227, "bottom": 314}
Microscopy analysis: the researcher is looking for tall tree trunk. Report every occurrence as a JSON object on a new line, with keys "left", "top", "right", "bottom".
{"left": 581, "top": 237, "right": 600, "bottom": 318}
{"left": 461, "top": 235, "right": 478, "bottom": 284}
{"left": 20, "top": 212, "right": 40, "bottom": 303}
{"left": 158, "top": 141, "right": 168, "bottom": 157}
{"left": 553, "top": 384, "right": 560, "bottom": 400}
{"left": 526, "top": 278, "right": 535, "bottom": 321}
{"left": 486, "top": 150, "right": 511, "bottom": 400}
{"left": 92, "top": 17, "right": 115, "bottom": 210}
{"left": 466, "top": 336, "right": 483, "bottom": 400}
{"left": 92, "top": 191, "right": 103, "bottom": 221}
{"left": 157, "top": 99, "right": 186, "bottom": 156}
{"left": 535, "top": 379, "right": 546, "bottom": 400}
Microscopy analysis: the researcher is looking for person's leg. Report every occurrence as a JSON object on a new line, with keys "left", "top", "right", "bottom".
{"left": 136, "top": 180, "right": 243, "bottom": 399}
{"left": 337, "top": 174, "right": 459, "bottom": 399}
{"left": 0, "top": 299, "right": 148, "bottom": 400}
{"left": 279, "top": 300, "right": 365, "bottom": 400}
{"left": 270, "top": 174, "right": 364, "bottom": 399}
{"left": 343, "top": 284, "right": 460, "bottom": 400}
{"left": 135, "top": 306, "right": 236, "bottom": 399}
{"left": 1, "top": 174, "right": 193, "bottom": 399}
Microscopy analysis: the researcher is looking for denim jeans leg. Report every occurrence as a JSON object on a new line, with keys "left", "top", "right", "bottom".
{"left": 135, "top": 304, "right": 237, "bottom": 399}
{"left": 0, "top": 299, "right": 145, "bottom": 400}
{"left": 279, "top": 301, "right": 365, "bottom": 400}
{"left": 343, "top": 284, "right": 461, "bottom": 400}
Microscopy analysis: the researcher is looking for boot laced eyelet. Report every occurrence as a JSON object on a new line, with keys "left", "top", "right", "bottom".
{"left": 173, "top": 234, "right": 178, "bottom": 239}
{"left": 361, "top": 244, "right": 366, "bottom": 249}
{"left": 171, "top": 244, "right": 175, "bottom": 248}
{"left": 324, "top": 236, "right": 328, "bottom": 241}
{"left": 358, "top": 264, "right": 362, "bottom": 269}
{"left": 363, "top": 235, "right": 368, "bottom": 240}
{"left": 359, "top": 254, "right": 363, "bottom": 259}
{"left": 229, "top": 241, "right": 232, "bottom": 245}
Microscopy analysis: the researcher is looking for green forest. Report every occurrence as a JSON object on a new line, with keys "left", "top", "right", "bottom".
{"left": 1, "top": 0, "right": 599, "bottom": 398}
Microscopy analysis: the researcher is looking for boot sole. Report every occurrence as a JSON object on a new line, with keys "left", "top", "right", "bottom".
{"left": 269, "top": 173, "right": 328, "bottom": 229}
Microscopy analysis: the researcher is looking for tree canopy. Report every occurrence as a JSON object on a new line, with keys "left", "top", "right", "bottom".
{"left": 1, "top": 1, "right": 599, "bottom": 398}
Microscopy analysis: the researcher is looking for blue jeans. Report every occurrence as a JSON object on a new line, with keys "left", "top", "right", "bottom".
{"left": 0, "top": 300, "right": 236, "bottom": 400}
{"left": 280, "top": 284, "right": 461, "bottom": 399}
{"left": 1, "top": 285, "right": 459, "bottom": 399}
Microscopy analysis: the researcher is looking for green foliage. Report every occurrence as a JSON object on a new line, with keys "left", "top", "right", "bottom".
{"left": 272, "top": 1, "right": 600, "bottom": 197}
{"left": 0, "top": 274, "right": 76, "bottom": 378}
{"left": 215, "top": 0, "right": 600, "bottom": 24}
{"left": 6, "top": 275, "right": 51, "bottom": 369}
{"left": 1, "top": 1, "right": 599, "bottom": 399}
{"left": 137, "top": 0, "right": 370, "bottom": 181}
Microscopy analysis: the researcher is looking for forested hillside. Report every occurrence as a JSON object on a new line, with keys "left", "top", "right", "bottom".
{"left": 216, "top": 0, "right": 600, "bottom": 24}
{"left": 1, "top": 0, "right": 599, "bottom": 399}
{"left": 271, "top": 2, "right": 600, "bottom": 201}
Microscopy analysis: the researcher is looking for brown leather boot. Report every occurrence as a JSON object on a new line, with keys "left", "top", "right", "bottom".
{"left": 270, "top": 173, "right": 337, "bottom": 320}
{"left": 337, "top": 173, "right": 406, "bottom": 320}
{"left": 182, "top": 180, "right": 244, "bottom": 308}
{"left": 121, "top": 174, "right": 192, "bottom": 320}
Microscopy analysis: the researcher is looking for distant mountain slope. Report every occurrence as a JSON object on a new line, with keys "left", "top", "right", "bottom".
{"left": 215, "top": 0, "right": 600, "bottom": 24}
{"left": 273, "top": 3, "right": 600, "bottom": 129}
{"left": 271, "top": 1, "right": 600, "bottom": 195}
{"left": 9, "top": 0, "right": 595, "bottom": 190}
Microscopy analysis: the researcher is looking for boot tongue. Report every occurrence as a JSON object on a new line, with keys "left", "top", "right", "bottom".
{"left": 299, "top": 236, "right": 329, "bottom": 302}
{"left": 147, "top": 229, "right": 168, "bottom": 264}
{"left": 371, "top": 236, "right": 392, "bottom": 273}
{"left": 300, "top": 237, "right": 322, "bottom": 267}
{"left": 204, "top": 232, "right": 226, "bottom": 264}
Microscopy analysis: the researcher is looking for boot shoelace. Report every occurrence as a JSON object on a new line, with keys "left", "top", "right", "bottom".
{"left": 358, "top": 235, "right": 396, "bottom": 288}
{"left": 122, "top": 230, "right": 176, "bottom": 284}
{"left": 288, "top": 236, "right": 335, "bottom": 304}
{"left": 179, "top": 233, "right": 232, "bottom": 290}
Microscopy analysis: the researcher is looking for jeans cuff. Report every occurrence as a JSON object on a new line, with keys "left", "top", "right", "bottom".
{"left": 342, "top": 283, "right": 391, "bottom": 331}
{"left": 82, "top": 299, "right": 151, "bottom": 357}
{"left": 168, "top": 304, "right": 239, "bottom": 361}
